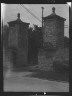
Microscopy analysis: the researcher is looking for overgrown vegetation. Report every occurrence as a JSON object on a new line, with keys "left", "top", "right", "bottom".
{"left": 64, "top": 36, "right": 69, "bottom": 48}
{"left": 53, "top": 48, "right": 69, "bottom": 73}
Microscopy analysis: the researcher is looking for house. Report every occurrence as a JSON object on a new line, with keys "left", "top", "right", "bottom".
{"left": 8, "top": 13, "right": 30, "bottom": 68}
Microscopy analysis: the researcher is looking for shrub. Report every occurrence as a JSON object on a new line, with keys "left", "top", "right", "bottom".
{"left": 53, "top": 48, "right": 69, "bottom": 72}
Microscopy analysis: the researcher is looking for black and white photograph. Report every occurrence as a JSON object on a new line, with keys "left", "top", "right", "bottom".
{"left": 2, "top": 3, "right": 69, "bottom": 92}
{"left": 14, "top": 94, "right": 69, "bottom": 96}
{"left": 25, "top": 94, "right": 67, "bottom": 96}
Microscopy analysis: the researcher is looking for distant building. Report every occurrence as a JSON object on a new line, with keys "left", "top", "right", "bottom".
{"left": 43, "top": 7, "right": 66, "bottom": 49}
{"left": 8, "top": 13, "right": 30, "bottom": 68}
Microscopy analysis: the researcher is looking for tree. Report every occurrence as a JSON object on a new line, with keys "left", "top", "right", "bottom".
{"left": 64, "top": 36, "right": 69, "bottom": 48}
{"left": 28, "top": 27, "right": 33, "bottom": 38}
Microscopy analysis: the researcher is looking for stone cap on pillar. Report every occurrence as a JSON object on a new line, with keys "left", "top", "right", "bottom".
{"left": 43, "top": 7, "right": 66, "bottom": 21}
{"left": 52, "top": 7, "right": 55, "bottom": 14}
{"left": 17, "top": 13, "right": 20, "bottom": 20}
{"left": 7, "top": 13, "right": 30, "bottom": 27}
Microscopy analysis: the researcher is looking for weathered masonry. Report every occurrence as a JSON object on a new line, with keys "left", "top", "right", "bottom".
{"left": 43, "top": 7, "right": 66, "bottom": 49}
{"left": 8, "top": 13, "right": 30, "bottom": 68}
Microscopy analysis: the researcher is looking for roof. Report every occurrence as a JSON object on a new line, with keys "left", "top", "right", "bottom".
{"left": 7, "top": 13, "right": 30, "bottom": 26}
{"left": 8, "top": 19, "right": 30, "bottom": 25}
{"left": 43, "top": 7, "right": 66, "bottom": 21}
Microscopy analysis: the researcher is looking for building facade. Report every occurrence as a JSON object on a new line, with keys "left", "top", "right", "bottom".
{"left": 43, "top": 7, "right": 66, "bottom": 49}
{"left": 8, "top": 13, "right": 30, "bottom": 68}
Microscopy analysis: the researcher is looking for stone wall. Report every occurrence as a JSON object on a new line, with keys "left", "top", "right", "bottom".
{"left": 43, "top": 19, "right": 64, "bottom": 49}
{"left": 43, "top": 20, "right": 57, "bottom": 48}
{"left": 8, "top": 23, "right": 28, "bottom": 68}
{"left": 15, "top": 24, "right": 28, "bottom": 68}
{"left": 18, "top": 24, "right": 28, "bottom": 50}
{"left": 8, "top": 24, "right": 19, "bottom": 48}
{"left": 37, "top": 49, "right": 54, "bottom": 71}
{"left": 15, "top": 49, "right": 28, "bottom": 68}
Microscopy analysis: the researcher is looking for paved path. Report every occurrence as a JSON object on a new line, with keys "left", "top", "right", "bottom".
{"left": 4, "top": 71, "right": 69, "bottom": 92}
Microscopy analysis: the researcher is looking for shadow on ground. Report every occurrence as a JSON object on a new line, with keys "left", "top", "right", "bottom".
{"left": 13, "top": 67, "right": 69, "bottom": 82}
{"left": 30, "top": 70, "right": 69, "bottom": 82}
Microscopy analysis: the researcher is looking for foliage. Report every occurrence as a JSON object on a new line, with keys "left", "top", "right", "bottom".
{"left": 53, "top": 48, "right": 69, "bottom": 72}
{"left": 64, "top": 36, "right": 69, "bottom": 48}
{"left": 28, "top": 27, "right": 33, "bottom": 38}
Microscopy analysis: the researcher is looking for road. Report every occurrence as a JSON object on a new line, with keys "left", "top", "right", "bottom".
{"left": 4, "top": 71, "right": 69, "bottom": 92}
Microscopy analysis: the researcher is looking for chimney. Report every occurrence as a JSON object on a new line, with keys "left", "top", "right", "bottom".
{"left": 52, "top": 7, "right": 55, "bottom": 14}
{"left": 17, "top": 13, "right": 20, "bottom": 19}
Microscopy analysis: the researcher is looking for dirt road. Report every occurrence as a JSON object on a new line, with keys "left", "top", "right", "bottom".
{"left": 4, "top": 71, "right": 69, "bottom": 92}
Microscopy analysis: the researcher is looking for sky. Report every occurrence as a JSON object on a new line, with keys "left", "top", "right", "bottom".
{"left": 1, "top": 4, "right": 69, "bottom": 37}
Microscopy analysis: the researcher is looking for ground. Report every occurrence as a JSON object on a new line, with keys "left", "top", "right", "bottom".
{"left": 4, "top": 70, "right": 69, "bottom": 92}
{"left": 3, "top": 47, "right": 69, "bottom": 92}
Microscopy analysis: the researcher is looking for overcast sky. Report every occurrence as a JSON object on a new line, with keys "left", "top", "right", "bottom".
{"left": 1, "top": 4, "right": 69, "bottom": 37}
